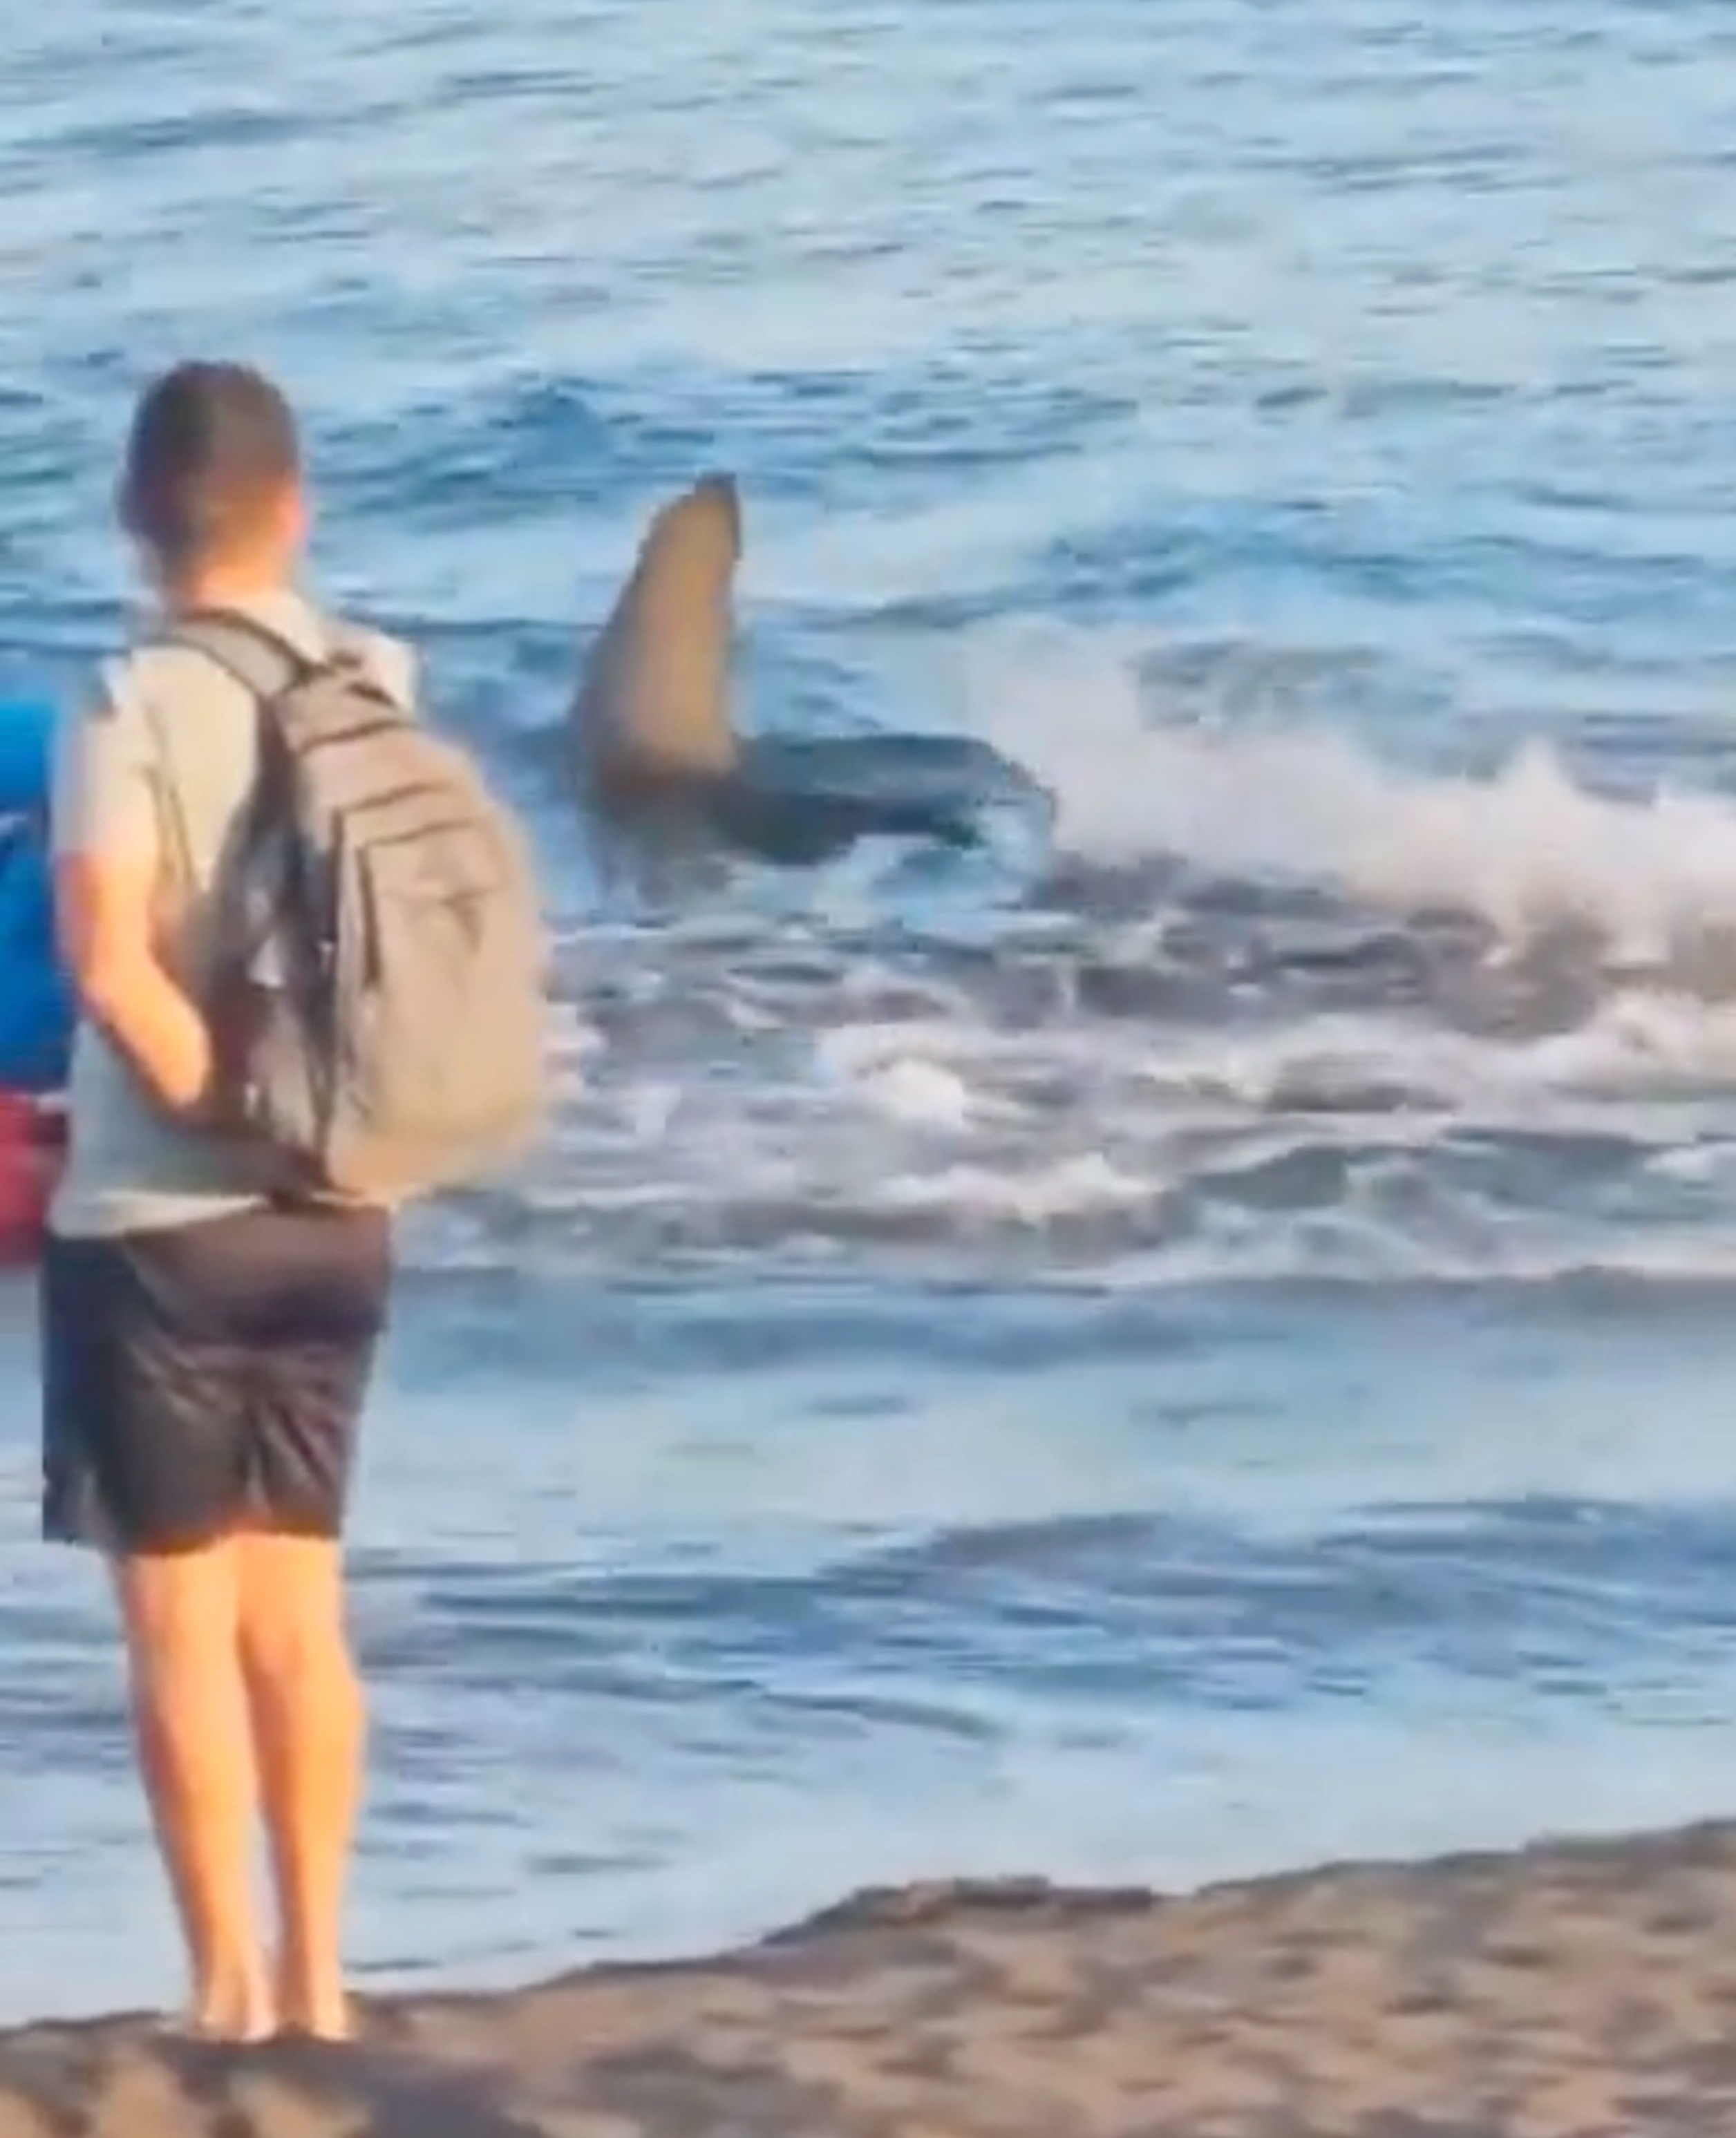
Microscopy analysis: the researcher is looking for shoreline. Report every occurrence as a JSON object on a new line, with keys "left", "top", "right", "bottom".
{"left": 4, "top": 1819, "right": 1736, "bottom": 2135}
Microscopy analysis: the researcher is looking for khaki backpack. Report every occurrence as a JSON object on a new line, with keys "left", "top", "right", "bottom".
{"left": 160, "top": 610, "right": 549, "bottom": 1200}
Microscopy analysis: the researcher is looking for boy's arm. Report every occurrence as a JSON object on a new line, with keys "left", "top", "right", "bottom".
{"left": 52, "top": 668, "right": 212, "bottom": 1114}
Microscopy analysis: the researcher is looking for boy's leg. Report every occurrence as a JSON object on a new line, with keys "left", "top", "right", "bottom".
{"left": 112, "top": 1542, "right": 272, "bottom": 2040}
{"left": 236, "top": 1531, "right": 366, "bottom": 2040}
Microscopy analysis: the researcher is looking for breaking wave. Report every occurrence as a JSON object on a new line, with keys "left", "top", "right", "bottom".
{"left": 400, "top": 624, "right": 1736, "bottom": 1289}
{"left": 970, "top": 620, "right": 1736, "bottom": 972}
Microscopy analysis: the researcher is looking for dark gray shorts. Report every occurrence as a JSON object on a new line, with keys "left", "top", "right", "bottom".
{"left": 40, "top": 1202, "right": 392, "bottom": 1555}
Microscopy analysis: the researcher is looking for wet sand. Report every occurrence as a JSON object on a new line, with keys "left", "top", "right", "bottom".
{"left": 4, "top": 1819, "right": 1736, "bottom": 2136}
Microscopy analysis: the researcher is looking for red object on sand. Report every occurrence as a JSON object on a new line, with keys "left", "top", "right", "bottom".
{"left": 0, "top": 1090, "right": 62, "bottom": 1264}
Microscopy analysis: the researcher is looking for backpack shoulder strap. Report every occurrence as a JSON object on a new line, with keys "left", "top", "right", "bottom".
{"left": 157, "top": 608, "right": 318, "bottom": 706}
{"left": 138, "top": 612, "right": 320, "bottom": 887}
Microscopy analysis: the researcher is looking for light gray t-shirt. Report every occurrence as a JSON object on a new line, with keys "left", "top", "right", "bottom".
{"left": 50, "top": 590, "right": 416, "bottom": 1240}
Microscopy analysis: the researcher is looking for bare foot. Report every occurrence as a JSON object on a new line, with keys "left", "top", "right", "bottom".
{"left": 274, "top": 1967, "right": 352, "bottom": 2043}
{"left": 180, "top": 1980, "right": 275, "bottom": 2044}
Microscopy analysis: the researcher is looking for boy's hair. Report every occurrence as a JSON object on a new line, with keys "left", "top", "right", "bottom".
{"left": 119, "top": 361, "right": 301, "bottom": 574}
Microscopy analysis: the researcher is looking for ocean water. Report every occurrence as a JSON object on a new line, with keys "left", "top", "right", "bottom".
{"left": 4, "top": 0, "right": 1736, "bottom": 2023}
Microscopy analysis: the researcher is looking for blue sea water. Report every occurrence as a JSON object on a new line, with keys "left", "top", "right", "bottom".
{"left": 6, "top": 0, "right": 1736, "bottom": 2023}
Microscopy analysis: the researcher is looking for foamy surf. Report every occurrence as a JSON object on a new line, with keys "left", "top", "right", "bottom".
{"left": 965, "top": 621, "right": 1736, "bottom": 968}
{"left": 396, "top": 621, "right": 1736, "bottom": 1287}
{"left": 407, "top": 955, "right": 1736, "bottom": 1285}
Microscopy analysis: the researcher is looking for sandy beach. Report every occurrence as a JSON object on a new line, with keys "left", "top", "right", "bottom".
{"left": 3, "top": 1818, "right": 1735, "bottom": 2137}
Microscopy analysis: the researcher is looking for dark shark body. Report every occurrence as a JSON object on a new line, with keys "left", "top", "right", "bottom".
{"left": 569, "top": 474, "right": 1050, "bottom": 868}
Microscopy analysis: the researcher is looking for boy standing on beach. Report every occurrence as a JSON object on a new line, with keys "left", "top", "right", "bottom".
{"left": 44, "top": 363, "right": 408, "bottom": 2042}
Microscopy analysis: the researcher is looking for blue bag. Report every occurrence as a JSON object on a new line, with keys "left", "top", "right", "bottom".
{"left": 0, "top": 698, "right": 73, "bottom": 1093}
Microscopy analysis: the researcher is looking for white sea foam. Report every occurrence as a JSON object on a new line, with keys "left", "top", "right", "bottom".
{"left": 424, "top": 624, "right": 1736, "bottom": 1284}
{"left": 966, "top": 621, "right": 1736, "bottom": 963}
